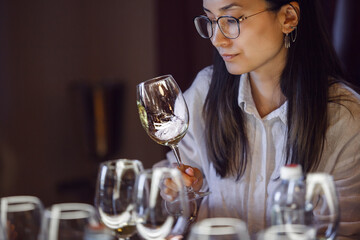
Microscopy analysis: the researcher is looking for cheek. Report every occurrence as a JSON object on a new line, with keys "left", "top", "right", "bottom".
{"left": 244, "top": 23, "right": 283, "bottom": 52}
{"left": 224, "top": 27, "right": 284, "bottom": 75}
{"left": 238, "top": 22, "right": 284, "bottom": 63}
{"left": 242, "top": 16, "right": 283, "bottom": 46}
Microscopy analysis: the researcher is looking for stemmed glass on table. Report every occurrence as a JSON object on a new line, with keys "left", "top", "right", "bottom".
{"left": 95, "top": 159, "right": 144, "bottom": 240}
{"left": 0, "top": 195, "right": 44, "bottom": 240}
{"left": 134, "top": 167, "right": 191, "bottom": 240}
{"left": 136, "top": 75, "right": 211, "bottom": 201}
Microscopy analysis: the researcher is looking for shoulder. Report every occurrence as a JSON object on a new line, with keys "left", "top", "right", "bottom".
{"left": 327, "top": 83, "right": 360, "bottom": 138}
{"left": 183, "top": 66, "right": 213, "bottom": 103}
{"left": 186, "top": 65, "right": 213, "bottom": 92}
{"left": 328, "top": 83, "right": 360, "bottom": 121}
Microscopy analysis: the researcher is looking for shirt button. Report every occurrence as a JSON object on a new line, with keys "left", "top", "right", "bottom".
{"left": 256, "top": 175, "right": 263, "bottom": 182}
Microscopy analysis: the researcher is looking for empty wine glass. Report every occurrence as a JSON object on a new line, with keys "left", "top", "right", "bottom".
{"left": 134, "top": 167, "right": 192, "bottom": 240}
{"left": 0, "top": 195, "right": 44, "bottom": 240}
{"left": 95, "top": 159, "right": 144, "bottom": 240}
{"left": 38, "top": 203, "right": 104, "bottom": 240}
{"left": 136, "top": 75, "right": 211, "bottom": 200}
{"left": 188, "top": 217, "right": 250, "bottom": 240}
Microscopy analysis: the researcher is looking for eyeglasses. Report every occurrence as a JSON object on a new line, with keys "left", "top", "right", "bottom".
{"left": 194, "top": 9, "right": 268, "bottom": 39}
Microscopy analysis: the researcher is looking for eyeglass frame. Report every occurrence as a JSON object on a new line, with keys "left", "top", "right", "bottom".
{"left": 194, "top": 9, "right": 269, "bottom": 39}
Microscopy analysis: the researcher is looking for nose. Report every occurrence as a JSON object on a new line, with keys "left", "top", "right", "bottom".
{"left": 211, "top": 24, "right": 230, "bottom": 47}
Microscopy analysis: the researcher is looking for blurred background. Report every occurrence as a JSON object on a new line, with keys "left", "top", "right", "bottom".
{"left": 0, "top": 0, "right": 358, "bottom": 207}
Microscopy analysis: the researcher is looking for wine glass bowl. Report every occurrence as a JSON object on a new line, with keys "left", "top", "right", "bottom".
{"left": 137, "top": 74, "right": 189, "bottom": 163}
{"left": 134, "top": 167, "right": 191, "bottom": 240}
{"left": 95, "top": 159, "right": 144, "bottom": 240}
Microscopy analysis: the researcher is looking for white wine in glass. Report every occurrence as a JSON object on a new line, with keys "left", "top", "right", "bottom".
{"left": 136, "top": 74, "right": 210, "bottom": 200}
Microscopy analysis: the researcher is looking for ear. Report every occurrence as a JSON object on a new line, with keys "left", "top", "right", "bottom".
{"left": 278, "top": 1, "right": 300, "bottom": 34}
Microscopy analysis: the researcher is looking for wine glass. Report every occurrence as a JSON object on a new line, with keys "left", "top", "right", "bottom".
{"left": 188, "top": 217, "right": 250, "bottom": 240}
{"left": 38, "top": 203, "right": 106, "bottom": 240}
{"left": 136, "top": 74, "right": 211, "bottom": 200}
{"left": 0, "top": 195, "right": 44, "bottom": 240}
{"left": 134, "top": 167, "right": 192, "bottom": 240}
{"left": 95, "top": 159, "right": 144, "bottom": 240}
{"left": 257, "top": 224, "right": 316, "bottom": 240}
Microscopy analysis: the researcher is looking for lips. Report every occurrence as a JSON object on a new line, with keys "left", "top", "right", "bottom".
{"left": 221, "top": 53, "right": 239, "bottom": 61}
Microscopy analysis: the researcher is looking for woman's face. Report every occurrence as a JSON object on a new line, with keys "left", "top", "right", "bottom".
{"left": 203, "top": 0, "right": 287, "bottom": 75}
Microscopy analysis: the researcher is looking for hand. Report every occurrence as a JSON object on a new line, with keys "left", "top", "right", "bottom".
{"left": 161, "top": 164, "right": 203, "bottom": 201}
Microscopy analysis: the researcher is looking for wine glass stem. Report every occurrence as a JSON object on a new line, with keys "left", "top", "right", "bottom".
{"left": 170, "top": 145, "right": 196, "bottom": 193}
{"left": 170, "top": 145, "right": 182, "bottom": 167}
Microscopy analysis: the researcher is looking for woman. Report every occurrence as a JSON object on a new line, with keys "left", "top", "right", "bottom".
{"left": 163, "top": 0, "right": 360, "bottom": 238}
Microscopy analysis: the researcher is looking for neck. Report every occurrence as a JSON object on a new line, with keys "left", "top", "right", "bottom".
{"left": 249, "top": 71, "right": 286, "bottom": 118}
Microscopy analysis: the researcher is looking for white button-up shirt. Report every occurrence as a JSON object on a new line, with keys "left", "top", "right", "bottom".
{"left": 165, "top": 66, "right": 360, "bottom": 239}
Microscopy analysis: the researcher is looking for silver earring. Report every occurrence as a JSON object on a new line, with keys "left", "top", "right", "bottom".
{"left": 291, "top": 27, "right": 297, "bottom": 43}
{"left": 284, "top": 33, "right": 290, "bottom": 48}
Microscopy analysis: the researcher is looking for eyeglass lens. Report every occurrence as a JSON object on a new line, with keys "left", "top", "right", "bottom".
{"left": 194, "top": 16, "right": 240, "bottom": 39}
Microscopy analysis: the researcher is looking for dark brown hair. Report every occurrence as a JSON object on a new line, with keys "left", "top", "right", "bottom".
{"left": 203, "top": 0, "right": 346, "bottom": 179}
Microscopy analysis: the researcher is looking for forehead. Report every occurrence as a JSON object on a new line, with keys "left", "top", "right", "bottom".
{"left": 203, "top": 0, "right": 266, "bottom": 12}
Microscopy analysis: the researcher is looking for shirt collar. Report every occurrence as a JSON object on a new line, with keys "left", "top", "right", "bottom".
{"left": 237, "top": 73, "right": 288, "bottom": 124}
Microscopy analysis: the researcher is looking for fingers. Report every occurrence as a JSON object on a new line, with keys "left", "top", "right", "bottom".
{"left": 165, "top": 165, "right": 198, "bottom": 189}
{"left": 178, "top": 165, "right": 198, "bottom": 187}
{"left": 160, "top": 164, "right": 204, "bottom": 201}
{"left": 164, "top": 178, "right": 179, "bottom": 191}
{"left": 160, "top": 186, "right": 178, "bottom": 201}
{"left": 181, "top": 166, "right": 203, "bottom": 192}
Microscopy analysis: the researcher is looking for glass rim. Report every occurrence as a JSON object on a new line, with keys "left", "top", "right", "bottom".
{"left": 138, "top": 167, "right": 180, "bottom": 177}
{"left": 1, "top": 195, "right": 42, "bottom": 204}
{"left": 45, "top": 203, "right": 96, "bottom": 220}
{"left": 100, "top": 158, "right": 142, "bottom": 167}
{"left": 0, "top": 195, "right": 44, "bottom": 212}
{"left": 191, "top": 217, "right": 247, "bottom": 235}
{"left": 260, "top": 224, "right": 316, "bottom": 239}
{"left": 137, "top": 74, "right": 174, "bottom": 87}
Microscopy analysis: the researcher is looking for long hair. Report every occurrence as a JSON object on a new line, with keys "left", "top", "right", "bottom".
{"left": 203, "top": 0, "right": 346, "bottom": 179}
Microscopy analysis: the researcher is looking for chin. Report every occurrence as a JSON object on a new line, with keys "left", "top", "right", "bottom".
{"left": 225, "top": 62, "right": 247, "bottom": 75}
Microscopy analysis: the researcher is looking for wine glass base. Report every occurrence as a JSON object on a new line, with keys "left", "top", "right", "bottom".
{"left": 170, "top": 190, "right": 211, "bottom": 204}
{"left": 187, "top": 190, "right": 211, "bottom": 202}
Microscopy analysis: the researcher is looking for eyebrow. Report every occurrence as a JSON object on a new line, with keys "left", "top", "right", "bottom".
{"left": 203, "top": 3, "right": 242, "bottom": 13}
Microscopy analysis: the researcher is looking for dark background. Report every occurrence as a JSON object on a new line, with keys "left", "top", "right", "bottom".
{"left": 0, "top": 0, "right": 358, "bottom": 207}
